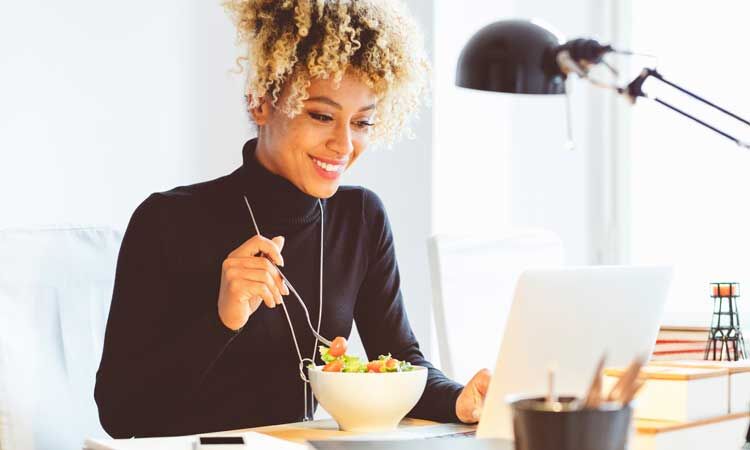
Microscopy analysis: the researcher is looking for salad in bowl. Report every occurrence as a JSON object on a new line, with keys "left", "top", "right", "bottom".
{"left": 308, "top": 337, "right": 427, "bottom": 432}
{"left": 318, "top": 337, "right": 415, "bottom": 373}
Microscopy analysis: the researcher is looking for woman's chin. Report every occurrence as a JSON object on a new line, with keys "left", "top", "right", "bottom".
{"left": 305, "top": 182, "right": 340, "bottom": 199}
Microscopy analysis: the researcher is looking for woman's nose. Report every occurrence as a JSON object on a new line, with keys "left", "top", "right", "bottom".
{"left": 328, "top": 123, "right": 354, "bottom": 156}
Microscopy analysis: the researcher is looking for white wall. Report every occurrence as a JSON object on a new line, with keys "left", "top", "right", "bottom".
{"left": 433, "top": 0, "right": 611, "bottom": 266}
{"left": 433, "top": 0, "right": 514, "bottom": 236}
{"left": 0, "top": 1, "right": 248, "bottom": 231}
{"left": 621, "top": 0, "right": 750, "bottom": 329}
{"left": 0, "top": 1, "right": 436, "bottom": 358}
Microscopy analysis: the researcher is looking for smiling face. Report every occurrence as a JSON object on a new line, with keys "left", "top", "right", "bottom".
{"left": 250, "top": 72, "right": 378, "bottom": 199}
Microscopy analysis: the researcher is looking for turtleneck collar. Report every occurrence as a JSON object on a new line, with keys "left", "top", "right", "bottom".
{"left": 238, "top": 138, "right": 322, "bottom": 226}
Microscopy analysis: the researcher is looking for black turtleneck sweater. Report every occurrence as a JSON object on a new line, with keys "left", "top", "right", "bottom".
{"left": 94, "top": 139, "right": 464, "bottom": 438}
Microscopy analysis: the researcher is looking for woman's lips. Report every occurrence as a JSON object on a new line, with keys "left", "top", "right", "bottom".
{"left": 310, "top": 155, "right": 346, "bottom": 180}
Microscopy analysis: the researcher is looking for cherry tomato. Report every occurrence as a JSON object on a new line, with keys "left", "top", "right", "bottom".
{"left": 329, "top": 336, "right": 348, "bottom": 357}
{"left": 323, "top": 360, "right": 344, "bottom": 372}
{"left": 367, "top": 360, "right": 384, "bottom": 373}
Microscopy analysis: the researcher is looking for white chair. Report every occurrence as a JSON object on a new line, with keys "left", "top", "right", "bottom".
{"left": 0, "top": 227, "right": 122, "bottom": 450}
{"left": 427, "top": 230, "right": 565, "bottom": 385}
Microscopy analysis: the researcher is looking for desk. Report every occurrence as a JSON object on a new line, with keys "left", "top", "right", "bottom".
{"left": 247, "top": 418, "right": 476, "bottom": 444}
{"left": 83, "top": 420, "right": 481, "bottom": 450}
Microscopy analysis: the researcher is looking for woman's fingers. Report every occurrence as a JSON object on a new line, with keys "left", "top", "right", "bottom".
{"left": 217, "top": 234, "right": 288, "bottom": 330}
{"left": 470, "top": 368, "right": 491, "bottom": 419}
{"left": 223, "top": 257, "right": 288, "bottom": 297}
{"left": 228, "top": 277, "right": 276, "bottom": 309}
{"left": 271, "top": 236, "right": 285, "bottom": 252}
{"left": 455, "top": 368, "right": 492, "bottom": 423}
{"left": 229, "top": 234, "right": 285, "bottom": 267}
{"left": 248, "top": 295, "right": 264, "bottom": 313}
{"left": 237, "top": 268, "right": 284, "bottom": 305}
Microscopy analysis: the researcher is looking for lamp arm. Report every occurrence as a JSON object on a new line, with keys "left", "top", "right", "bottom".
{"left": 620, "top": 68, "right": 750, "bottom": 149}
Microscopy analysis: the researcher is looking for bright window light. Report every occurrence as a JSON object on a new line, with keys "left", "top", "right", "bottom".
{"left": 628, "top": 0, "right": 750, "bottom": 326}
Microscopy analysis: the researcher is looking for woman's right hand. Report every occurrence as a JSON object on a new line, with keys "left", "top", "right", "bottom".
{"left": 217, "top": 234, "right": 290, "bottom": 331}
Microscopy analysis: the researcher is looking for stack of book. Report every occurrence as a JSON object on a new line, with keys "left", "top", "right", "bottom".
{"left": 632, "top": 413, "right": 748, "bottom": 450}
{"left": 651, "top": 359, "right": 750, "bottom": 414}
{"left": 604, "top": 361, "right": 750, "bottom": 450}
{"left": 651, "top": 326, "right": 710, "bottom": 361}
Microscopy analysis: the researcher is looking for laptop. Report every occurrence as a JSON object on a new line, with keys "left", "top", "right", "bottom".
{"left": 309, "top": 265, "right": 672, "bottom": 447}
{"left": 476, "top": 265, "right": 672, "bottom": 438}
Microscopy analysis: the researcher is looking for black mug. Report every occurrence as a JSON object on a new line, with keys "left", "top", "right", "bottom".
{"left": 510, "top": 396, "right": 632, "bottom": 450}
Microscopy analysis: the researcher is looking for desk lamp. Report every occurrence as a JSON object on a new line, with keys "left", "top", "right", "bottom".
{"left": 455, "top": 19, "right": 750, "bottom": 148}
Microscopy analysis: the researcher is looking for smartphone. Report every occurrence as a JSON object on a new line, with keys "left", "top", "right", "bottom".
{"left": 193, "top": 436, "right": 246, "bottom": 450}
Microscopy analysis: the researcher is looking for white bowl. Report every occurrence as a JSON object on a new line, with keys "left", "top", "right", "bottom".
{"left": 308, "top": 365, "right": 428, "bottom": 432}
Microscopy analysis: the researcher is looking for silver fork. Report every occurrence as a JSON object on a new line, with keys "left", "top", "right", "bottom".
{"left": 275, "top": 265, "right": 333, "bottom": 347}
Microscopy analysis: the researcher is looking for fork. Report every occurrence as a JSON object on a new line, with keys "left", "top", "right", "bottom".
{"left": 274, "top": 264, "right": 333, "bottom": 347}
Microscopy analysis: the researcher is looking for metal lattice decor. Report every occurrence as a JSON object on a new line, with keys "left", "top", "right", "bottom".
{"left": 706, "top": 282, "right": 747, "bottom": 361}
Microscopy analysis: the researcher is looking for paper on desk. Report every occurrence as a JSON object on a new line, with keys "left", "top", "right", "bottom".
{"left": 83, "top": 431, "right": 308, "bottom": 450}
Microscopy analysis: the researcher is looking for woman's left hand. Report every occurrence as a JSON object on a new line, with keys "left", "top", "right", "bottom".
{"left": 455, "top": 368, "right": 492, "bottom": 423}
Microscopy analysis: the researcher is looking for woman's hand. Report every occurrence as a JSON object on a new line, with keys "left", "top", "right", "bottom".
{"left": 217, "top": 235, "right": 289, "bottom": 331}
{"left": 456, "top": 368, "right": 492, "bottom": 423}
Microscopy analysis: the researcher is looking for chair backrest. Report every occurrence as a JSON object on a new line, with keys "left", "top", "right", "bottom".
{"left": 0, "top": 227, "right": 122, "bottom": 450}
{"left": 427, "top": 230, "right": 564, "bottom": 384}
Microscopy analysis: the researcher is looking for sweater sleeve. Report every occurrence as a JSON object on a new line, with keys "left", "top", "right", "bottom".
{"left": 353, "top": 189, "right": 464, "bottom": 423}
{"left": 94, "top": 193, "right": 239, "bottom": 438}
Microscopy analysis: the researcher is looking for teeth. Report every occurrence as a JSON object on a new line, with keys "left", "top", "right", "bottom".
{"left": 314, "top": 158, "right": 342, "bottom": 172}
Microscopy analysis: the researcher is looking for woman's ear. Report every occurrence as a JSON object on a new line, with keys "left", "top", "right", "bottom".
{"left": 246, "top": 94, "right": 271, "bottom": 126}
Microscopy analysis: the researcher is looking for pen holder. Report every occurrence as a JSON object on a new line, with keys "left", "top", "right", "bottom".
{"left": 510, "top": 396, "right": 632, "bottom": 450}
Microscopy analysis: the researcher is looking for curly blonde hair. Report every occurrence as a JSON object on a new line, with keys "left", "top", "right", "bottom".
{"left": 223, "top": 0, "right": 430, "bottom": 146}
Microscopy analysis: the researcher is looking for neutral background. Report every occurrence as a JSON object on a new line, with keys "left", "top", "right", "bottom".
{"left": 0, "top": 0, "right": 612, "bottom": 363}
{"left": 4, "top": 0, "right": 747, "bottom": 362}
{"left": 0, "top": 0, "right": 431, "bottom": 361}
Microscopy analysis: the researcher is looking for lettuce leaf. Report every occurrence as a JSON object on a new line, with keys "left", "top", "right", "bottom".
{"left": 399, "top": 361, "right": 413, "bottom": 372}
{"left": 319, "top": 345, "right": 335, "bottom": 363}
{"left": 342, "top": 354, "right": 366, "bottom": 373}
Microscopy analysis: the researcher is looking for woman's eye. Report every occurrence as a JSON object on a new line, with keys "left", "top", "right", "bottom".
{"left": 354, "top": 120, "right": 374, "bottom": 129}
{"left": 309, "top": 112, "right": 373, "bottom": 130}
{"left": 309, "top": 112, "right": 333, "bottom": 122}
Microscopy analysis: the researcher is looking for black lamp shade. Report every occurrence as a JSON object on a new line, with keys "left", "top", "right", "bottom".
{"left": 456, "top": 20, "right": 566, "bottom": 95}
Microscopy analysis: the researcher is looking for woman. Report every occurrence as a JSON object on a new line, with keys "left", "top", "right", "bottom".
{"left": 95, "top": 0, "right": 490, "bottom": 438}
